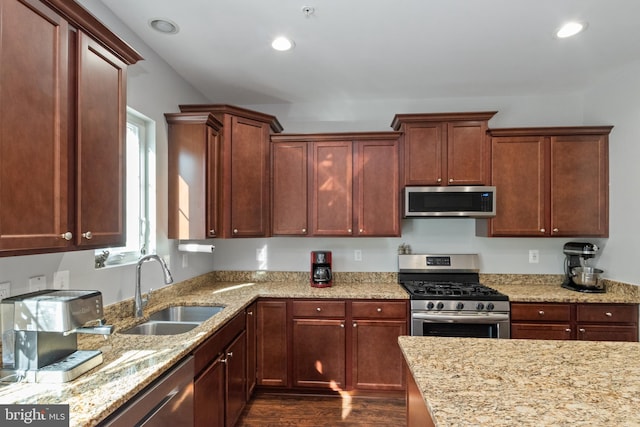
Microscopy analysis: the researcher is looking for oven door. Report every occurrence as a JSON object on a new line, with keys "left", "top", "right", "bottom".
{"left": 412, "top": 312, "right": 510, "bottom": 338}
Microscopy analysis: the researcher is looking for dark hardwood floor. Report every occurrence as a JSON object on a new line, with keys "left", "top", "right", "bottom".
{"left": 237, "top": 392, "right": 406, "bottom": 426}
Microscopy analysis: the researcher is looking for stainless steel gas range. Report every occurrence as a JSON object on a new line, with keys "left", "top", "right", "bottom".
{"left": 398, "top": 254, "right": 510, "bottom": 338}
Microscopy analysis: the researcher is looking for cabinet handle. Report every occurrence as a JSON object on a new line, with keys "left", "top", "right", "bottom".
{"left": 579, "top": 328, "right": 586, "bottom": 333}
{"left": 377, "top": 308, "right": 382, "bottom": 313}
{"left": 316, "top": 307, "right": 322, "bottom": 312}
{"left": 437, "top": 178, "right": 442, "bottom": 183}
{"left": 540, "top": 229, "right": 546, "bottom": 233}
{"left": 233, "top": 228, "right": 238, "bottom": 234}
{"left": 605, "top": 312, "right": 612, "bottom": 317}
{"left": 82, "top": 231, "right": 93, "bottom": 240}
{"left": 552, "top": 228, "right": 559, "bottom": 233}
{"left": 538, "top": 310, "right": 545, "bottom": 316}
{"left": 61, "top": 232, "right": 73, "bottom": 241}
{"left": 209, "top": 229, "right": 215, "bottom": 236}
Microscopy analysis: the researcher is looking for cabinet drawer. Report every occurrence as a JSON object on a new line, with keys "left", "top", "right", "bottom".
{"left": 510, "top": 303, "right": 571, "bottom": 322}
{"left": 292, "top": 300, "right": 345, "bottom": 318}
{"left": 352, "top": 301, "right": 407, "bottom": 319}
{"left": 576, "top": 304, "right": 638, "bottom": 323}
{"left": 511, "top": 323, "right": 572, "bottom": 340}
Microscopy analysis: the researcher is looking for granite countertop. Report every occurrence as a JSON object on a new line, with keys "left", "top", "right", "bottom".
{"left": 399, "top": 336, "right": 640, "bottom": 426}
{"left": 0, "top": 272, "right": 407, "bottom": 427}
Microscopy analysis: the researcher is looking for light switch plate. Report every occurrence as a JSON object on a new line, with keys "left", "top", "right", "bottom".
{"left": 528, "top": 250, "right": 540, "bottom": 264}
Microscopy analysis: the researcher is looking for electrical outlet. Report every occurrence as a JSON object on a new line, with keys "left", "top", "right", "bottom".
{"left": 53, "top": 271, "right": 70, "bottom": 289}
{"left": 354, "top": 249, "right": 362, "bottom": 261}
{"left": 528, "top": 250, "right": 540, "bottom": 264}
{"left": 0, "top": 282, "right": 10, "bottom": 300}
{"left": 29, "top": 275, "right": 46, "bottom": 292}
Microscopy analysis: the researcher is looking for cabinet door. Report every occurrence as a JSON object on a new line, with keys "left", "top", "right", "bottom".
{"left": 0, "top": 0, "right": 71, "bottom": 252}
{"left": 256, "top": 300, "right": 288, "bottom": 387}
{"left": 511, "top": 323, "right": 573, "bottom": 340}
{"left": 229, "top": 116, "right": 270, "bottom": 237}
{"left": 311, "top": 141, "right": 353, "bottom": 236}
{"left": 447, "top": 121, "right": 489, "bottom": 185}
{"left": 292, "top": 318, "right": 346, "bottom": 389}
{"left": 226, "top": 330, "right": 247, "bottom": 427}
{"left": 551, "top": 134, "right": 608, "bottom": 237}
{"left": 271, "top": 141, "right": 308, "bottom": 235}
{"left": 76, "top": 31, "right": 127, "bottom": 248}
{"left": 245, "top": 303, "right": 257, "bottom": 399}
{"left": 403, "top": 123, "right": 444, "bottom": 185}
{"left": 489, "top": 136, "right": 549, "bottom": 236}
{"left": 352, "top": 320, "right": 406, "bottom": 391}
{"left": 194, "top": 354, "right": 225, "bottom": 427}
{"left": 355, "top": 139, "right": 400, "bottom": 236}
{"left": 206, "top": 125, "right": 221, "bottom": 238}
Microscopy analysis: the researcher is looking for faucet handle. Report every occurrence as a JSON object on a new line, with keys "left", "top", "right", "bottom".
{"left": 143, "top": 288, "right": 153, "bottom": 308}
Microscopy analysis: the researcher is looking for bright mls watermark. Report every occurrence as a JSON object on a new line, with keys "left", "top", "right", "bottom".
{"left": 1, "top": 405, "right": 69, "bottom": 426}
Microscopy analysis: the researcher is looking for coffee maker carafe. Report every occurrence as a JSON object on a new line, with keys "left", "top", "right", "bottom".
{"left": 311, "top": 251, "right": 332, "bottom": 288}
{"left": 561, "top": 242, "right": 605, "bottom": 293}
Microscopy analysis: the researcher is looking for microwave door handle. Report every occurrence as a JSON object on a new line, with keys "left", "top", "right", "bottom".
{"left": 412, "top": 313, "right": 510, "bottom": 323}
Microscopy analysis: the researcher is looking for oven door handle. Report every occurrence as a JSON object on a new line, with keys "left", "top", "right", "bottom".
{"left": 412, "top": 313, "right": 510, "bottom": 323}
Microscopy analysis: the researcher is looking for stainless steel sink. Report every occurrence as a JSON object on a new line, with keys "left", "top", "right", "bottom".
{"left": 119, "top": 305, "right": 225, "bottom": 335}
{"left": 148, "top": 305, "right": 225, "bottom": 323}
{"left": 121, "top": 321, "right": 201, "bottom": 335}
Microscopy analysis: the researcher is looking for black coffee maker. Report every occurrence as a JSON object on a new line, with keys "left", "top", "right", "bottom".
{"left": 311, "top": 251, "right": 332, "bottom": 288}
{"left": 561, "top": 242, "right": 605, "bottom": 293}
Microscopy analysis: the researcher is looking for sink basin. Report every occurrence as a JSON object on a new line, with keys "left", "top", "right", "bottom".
{"left": 148, "top": 305, "right": 225, "bottom": 323}
{"left": 121, "top": 320, "right": 200, "bottom": 335}
{"left": 119, "top": 305, "right": 225, "bottom": 335}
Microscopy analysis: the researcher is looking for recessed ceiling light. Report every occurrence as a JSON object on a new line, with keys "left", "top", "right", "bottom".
{"left": 272, "top": 36, "right": 295, "bottom": 51}
{"left": 556, "top": 21, "right": 586, "bottom": 38}
{"left": 149, "top": 18, "right": 179, "bottom": 35}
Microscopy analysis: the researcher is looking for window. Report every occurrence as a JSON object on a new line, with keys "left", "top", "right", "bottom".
{"left": 95, "top": 108, "right": 156, "bottom": 267}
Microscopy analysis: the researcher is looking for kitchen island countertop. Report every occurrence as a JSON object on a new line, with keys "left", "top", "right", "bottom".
{"left": 400, "top": 335, "right": 640, "bottom": 426}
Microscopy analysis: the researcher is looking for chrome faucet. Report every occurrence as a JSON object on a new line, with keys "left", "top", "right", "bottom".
{"left": 135, "top": 254, "right": 174, "bottom": 318}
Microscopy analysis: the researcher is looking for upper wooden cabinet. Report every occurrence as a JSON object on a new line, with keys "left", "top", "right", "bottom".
{"left": 391, "top": 112, "right": 497, "bottom": 186}
{"left": 166, "top": 113, "right": 223, "bottom": 239}
{"left": 478, "top": 126, "right": 611, "bottom": 237}
{"left": 270, "top": 132, "right": 401, "bottom": 237}
{"left": 178, "top": 105, "right": 283, "bottom": 238}
{"left": 0, "top": 0, "right": 141, "bottom": 255}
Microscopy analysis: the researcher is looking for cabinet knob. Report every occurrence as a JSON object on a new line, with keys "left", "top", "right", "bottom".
{"left": 540, "top": 229, "right": 546, "bottom": 233}
{"left": 565, "top": 328, "right": 571, "bottom": 333}
{"left": 209, "top": 229, "right": 215, "bottom": 236}
{"left": 82, "top": 231, "right": 93, "bottom": 240}
{"left": 316, "top": 307, "right": 322, "bottom": 312}
{"left": 579, "top": 328, "right": 586, "bottom": 333}
{"left": 353, "top": 322, "right": 357, "bottom": 328}
{"left": 359, "top": 228, "right": 364, "bottom": 233}
{"left": 233, "top": 228, "right": 238, "bottom": 234}
{"left": 449, "top": 178, "right": 454, "bottom": 183}
{"left": 227, "top": 351, "right": 233, "bottom": 358}
{"left": 377, "top": 308, "right": 382, "bottom": 312}
{"left": 302, "top": 228, "right": 307, "bottom": 233}
{"left": 340, "top": 323, "right": 345, "bottom": 328}
{"left": 347, "top": 228, "right": 352, "bottom": 233}
{"left": 437, "top": 178, "right": 442, "bottom": 183}
{"left": 552, "top": 228, "right": 559, "bottom": 233}
{"left": 538, "top": 310, "right": 545, "bottom": 316}
{"left": 61, "top": 232, "right": 73, "bottom": 241}
{"left": 247, "top": 311, "right": 253, "bottom": 316}
{"left": 605, "top": 312, "right": 613, "bottom": 317}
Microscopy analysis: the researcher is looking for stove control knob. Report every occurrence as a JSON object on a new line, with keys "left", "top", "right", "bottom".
{"left": 436, "top": 302, "right": 444, "bottom": 310}
{"left": 456, "top": 302, "right": 464, "bottom": 310}
{"left": 476, "top": 303, "right": 485, "bottom": 310}
{"left": 426, "top": 302, "right": 434, "bottom": 310}
{"left": 487, "top": 303, "right": 495, "bottom": 311}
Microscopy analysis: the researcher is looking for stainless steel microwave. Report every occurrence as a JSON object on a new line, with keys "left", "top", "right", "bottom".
{"left": 404, "top": 186, "right": 496, "bottom": 218}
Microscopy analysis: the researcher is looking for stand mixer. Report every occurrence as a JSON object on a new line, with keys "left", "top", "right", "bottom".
{"left": 561, "top": 242, "right": 605, "bottom": 293}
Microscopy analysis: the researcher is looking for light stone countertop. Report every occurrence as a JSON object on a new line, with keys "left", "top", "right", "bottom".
{"left": 399, "top": 336, "right": 640, "bottom": 426}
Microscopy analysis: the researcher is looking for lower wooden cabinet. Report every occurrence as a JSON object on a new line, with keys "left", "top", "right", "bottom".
{"left": 257, "top": 298, "right": 408, "bottom": 392}
{"left": 511, "top": 302, "right": 638, "bottom": 342}
{"left": 193, "top": 312, "right": 247, "bottom": 427}
{"left": 245, "top": 302, "right": 257, "bottom": 399}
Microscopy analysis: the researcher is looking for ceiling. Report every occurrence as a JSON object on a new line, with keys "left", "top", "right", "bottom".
{"left": 97, "top": 0, "right": 640, "bottom": 106}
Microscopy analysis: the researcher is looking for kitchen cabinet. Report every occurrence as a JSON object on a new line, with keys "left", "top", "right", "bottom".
{"left": 0, "top": 0, "right": 141, "bottom": 255}
{"left": 193, "top": 311, "right": 247, "bottom": 427}
{"left": 511, "top": 302, "right": 638, "bottom": 341}
{"left": 257, "top": 298, "right": 408, "bottom": 392}
{"left": 478, "top": 126, "right": 611, "bottom": 237}
{"left": 256, "top": 299, "right": 289, "bottom": 387}
{"left": 391, "top": 112, "right": 496, "bottom": 186}
{"left": 270, "top": 132, "right": 401, "bottom": 237}
{"left": 166, "top": 113, "right": 223, "bottom": 239}
{"left": 351, "top": 301, "right": 407, "bottom": 391}
{"left": 292, "top": 300, "right": 347, "bottom": 389}
{"left": 178, "top": 104, "right": 283, "bottom": 238}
